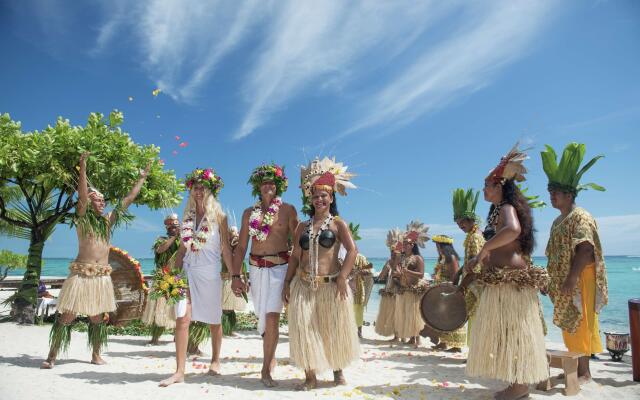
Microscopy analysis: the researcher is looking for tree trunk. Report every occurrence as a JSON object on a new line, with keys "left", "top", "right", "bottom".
{"left": 13, "top": 229, "right": 46, "bottom": 324}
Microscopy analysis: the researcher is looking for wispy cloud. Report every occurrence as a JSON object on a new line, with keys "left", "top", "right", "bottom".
{"left": 234, "top": 0, "right": 447, "bottom": 139}
{"left": 344, "top": 1, "right": 555, "bottom": 136}
{"left": 92, "top": 0, "right": 263, "bottom": 102}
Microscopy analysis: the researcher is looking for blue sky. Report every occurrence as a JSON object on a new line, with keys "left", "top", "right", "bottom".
{"left": 1, "top": 0, "right": 639, "bottom": 259}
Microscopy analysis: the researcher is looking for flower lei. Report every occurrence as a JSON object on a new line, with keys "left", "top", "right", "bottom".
{"left": 248, "top": 197, "right": 282, "bottom": 241}
{"left": 182, "top": 211, "right": 210, "bottom": 252}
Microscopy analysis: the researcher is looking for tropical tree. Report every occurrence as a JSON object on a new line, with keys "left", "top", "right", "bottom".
{"left": 0, "top": 249, "right": 27, "bottom": 281}
{"left": 0, "top": 111, "right": 183, "bottom": 323}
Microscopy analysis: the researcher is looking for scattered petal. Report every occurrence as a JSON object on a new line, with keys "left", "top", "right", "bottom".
{"left": 152, "top": 88, "right": 161, "bottom": 97}
{"left": 175, "top": 135, "right": 181, "bottom": 141}
{"left": 179, "top": 142, "right": 188, "bottom": 148}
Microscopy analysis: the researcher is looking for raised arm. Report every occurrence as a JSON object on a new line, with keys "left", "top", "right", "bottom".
{"left": 110, "top": 162, "right": 151, "bottom": 225}
{"left": 173, "top": 243, "right": 187, "bottom": 270}
{"left": 76, "top": 152, "right": 90, "bottom": 217}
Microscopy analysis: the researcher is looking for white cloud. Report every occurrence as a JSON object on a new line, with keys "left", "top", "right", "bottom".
{"left": 344, "top": 1, "right": 555, "bottom": 136}
{"left": 234, "top": 0, "right": 448, "bottom": 139}
{"left": 92, "top": 0, "right": 263, "bottom": 102}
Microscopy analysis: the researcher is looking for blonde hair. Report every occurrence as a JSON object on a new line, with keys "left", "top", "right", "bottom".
{"left": 182, "top": 188, "right": 226, "bottom": 227}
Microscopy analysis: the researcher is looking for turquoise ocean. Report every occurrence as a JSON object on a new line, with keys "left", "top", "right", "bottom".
{"left": 12, "top": 256, "right": 639, "bottom": 344}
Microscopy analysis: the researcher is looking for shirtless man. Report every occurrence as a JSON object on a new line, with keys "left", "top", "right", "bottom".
{"left": 231, "top": 163, "right": 298, "bottom": 387}
{"left": 41, "top": 152, "right": 149, "bottom": 368}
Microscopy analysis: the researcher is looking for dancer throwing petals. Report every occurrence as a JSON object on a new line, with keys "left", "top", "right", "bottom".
{"left": 465, "top": 143, "right": 549, "bottom": 400}
{"left": 282, "top": 157, "right": 360, "bottom": 390}
{"left": 159, "top": 168, "right": 233, "bottom": 387}
{"left": 42, "top": 152, "right": 149, "bottom": 369}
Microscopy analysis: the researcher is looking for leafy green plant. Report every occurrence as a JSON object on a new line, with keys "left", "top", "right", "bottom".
{"left": 0, "top": 111, "right": 183, "bottom": 323}
{"left": 0, "top": 249, "right": 27, "bottom": 281}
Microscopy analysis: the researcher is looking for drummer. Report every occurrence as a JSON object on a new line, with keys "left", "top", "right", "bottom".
{"left": 391, "top": 221, "right": 429, "bottom": 348}
{"left": 431, "top": 235, "right": 466, "bottom": 352}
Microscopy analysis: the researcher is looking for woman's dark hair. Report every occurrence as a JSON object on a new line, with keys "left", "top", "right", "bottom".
{"left": 411, "top": 243, "right": 420, "bottom": 256}
{"left": 436, "top": 242, "right": 460, "bottom": 263}
{"left": 485, "top": 179, "right": 535, "bottom": 255}
{"left": 305, "top": 193, "right": 339, "bottom": 217}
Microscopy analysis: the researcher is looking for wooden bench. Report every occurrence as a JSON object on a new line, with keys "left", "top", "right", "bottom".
{"left": 536, "top": 350, "right": 582, "bottom": 396}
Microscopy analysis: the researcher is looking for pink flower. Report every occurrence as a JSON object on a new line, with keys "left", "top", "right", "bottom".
{"left": 275, "top": 167, "right": 283, "bottom": 177}
{"left": 203, "top": 169, "right": 212, "bottom": 179}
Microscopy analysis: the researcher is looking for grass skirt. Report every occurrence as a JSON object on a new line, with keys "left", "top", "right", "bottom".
{"left": 221, "top": 279, "right": 247, "bottom": 311}
{"left": 141, "top": 296, "right": 176, "bottom": 329}
{"left": 394, "top": 290, "right": 425, "bottom": 339}
{"left": 375, "top": 291, "right": 396, "bottom": 336}
{"left": 57, "top": 272, "right": 116, "bottom": 316}
{"left": 288, "top": 276, "right": 360, "bottom": 372}
{"left": 466, "top": 283, "right": 549, "bottom": 384}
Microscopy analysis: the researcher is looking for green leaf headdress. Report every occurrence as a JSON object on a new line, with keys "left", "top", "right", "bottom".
{"left": 452, "top": 188, "right": 480, "bottom": 222}
{"left": 248, "top": 163, "right": 288, "bottom": 198}
{"left": 541, "top": 142, "right": 605, "bottom": 197}
{"left": 517, "top": 184, "right": 546, "bottom": 209}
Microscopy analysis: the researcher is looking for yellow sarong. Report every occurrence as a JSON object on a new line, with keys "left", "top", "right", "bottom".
{"left": 562, "top": 263, "right": 603, "bottom": 355}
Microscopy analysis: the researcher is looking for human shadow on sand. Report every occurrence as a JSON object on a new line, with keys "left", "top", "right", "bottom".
{"left": 59, "top": 370, "right": 170, "bottom": 384}
{"left": 104, "top": 349, "right": 175, "bottom": 358}
{"left": 0, "top": 354, "right": 87, "bottom": 368}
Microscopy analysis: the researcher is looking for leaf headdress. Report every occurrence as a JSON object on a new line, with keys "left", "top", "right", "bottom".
{"left": 452, "top": 188, "right": 480, "bottom": 222}
{"left": 541, "top": 142, "right": 605, "bottom": 196}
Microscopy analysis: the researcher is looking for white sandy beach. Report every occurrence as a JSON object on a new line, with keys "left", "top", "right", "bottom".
{"left": 0, "top": 308, "right": 637, "bottom": 400}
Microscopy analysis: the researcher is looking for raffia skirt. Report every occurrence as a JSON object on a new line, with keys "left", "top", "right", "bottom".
{"left": 394, "top": 284, "right": 426, "bottom": 339}
{"left": 221, "top": 278, "right": 247, "bottom": 311}
{"left": 466, "top": 283, "right": 549, "bottom": 384}
{"left": 142, "top": 296, "right": 176, "bottom": 328}
{"left": 57, "top": 262, "right": 116, "bottom": 316}
{"left": 288, "top": 276, "right": 361, "bottom": 372}
{"left": 374, "top": 290, "right": 396, "bottom": 337}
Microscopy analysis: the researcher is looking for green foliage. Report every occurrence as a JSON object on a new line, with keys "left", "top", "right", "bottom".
{"left": 452, "top": 188, "right": 480, "bottom": 221}
{"left": 0, "top": 249, "right": 27, "bottom": 281}
{"left": 348, "top": 222, "right": 361, "bottom": 241}
{"left": 517, "top": 185, "right": 546, "bottom": 209}
{"left": 0, "top": 111, "right": 184, "bottom": 312}
{"left": 540, "top": 143, "right": 605, "bottom": 195}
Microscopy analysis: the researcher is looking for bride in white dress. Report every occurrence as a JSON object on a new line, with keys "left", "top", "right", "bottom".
{"left": 160, "top": 169, "right": 233, "bottom": 387}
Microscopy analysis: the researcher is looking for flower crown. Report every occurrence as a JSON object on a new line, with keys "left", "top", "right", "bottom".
{"left": 431, "top": 234, "right": 454, "bottom": 245}
{"left": 185, "top": 168, "right": 224, "bottom": 197}
{"left": 248, "top": 163, "right": 288, "bottom": 197}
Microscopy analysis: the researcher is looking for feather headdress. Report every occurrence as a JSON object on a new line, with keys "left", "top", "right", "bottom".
{"left": 386, "top": 228, "right": 404, "bottom": 253}
{"left": 404, "top": 220, "right": 430, "bottom": 248}
{"left": 487, "top": 142, "right": 529, "bottom": 183}
{"left": 541, "top": 142, "right": 605, "bottom": 196}
{"left": 300, "top": 156, "right": 356, "bottom": 198}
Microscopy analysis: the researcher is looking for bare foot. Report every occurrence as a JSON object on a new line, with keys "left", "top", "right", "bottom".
{"left": 261, "top": 370, "right": 278, "bottom": 387}
{"left": 433, "top": 342, "right": 447, "bottom": 351}
{"left": 207, "top": 361, "right": 221, "bottom": 376}
{"left": 333, "top": 370, "right": 347, "bottom": 386}
{"left": 295, "top": 378, "right": 317, "bottom": 391}
{"left": 578, "top": 374, "right": 592, "bottom": 384}
{"left": 91, "top": 355, "right": 106, "bottom": 365}
{"left": 40, "top": 359, "right": 55, "bottom": 369}
{"left": 159, "top": 372, "right": 184, "bottom": 387}
{"left": 445, "top": 347, "right": 462, "bottom": 353}
{"left": 495, "top": 384, "right": 529, "bottom": 400}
